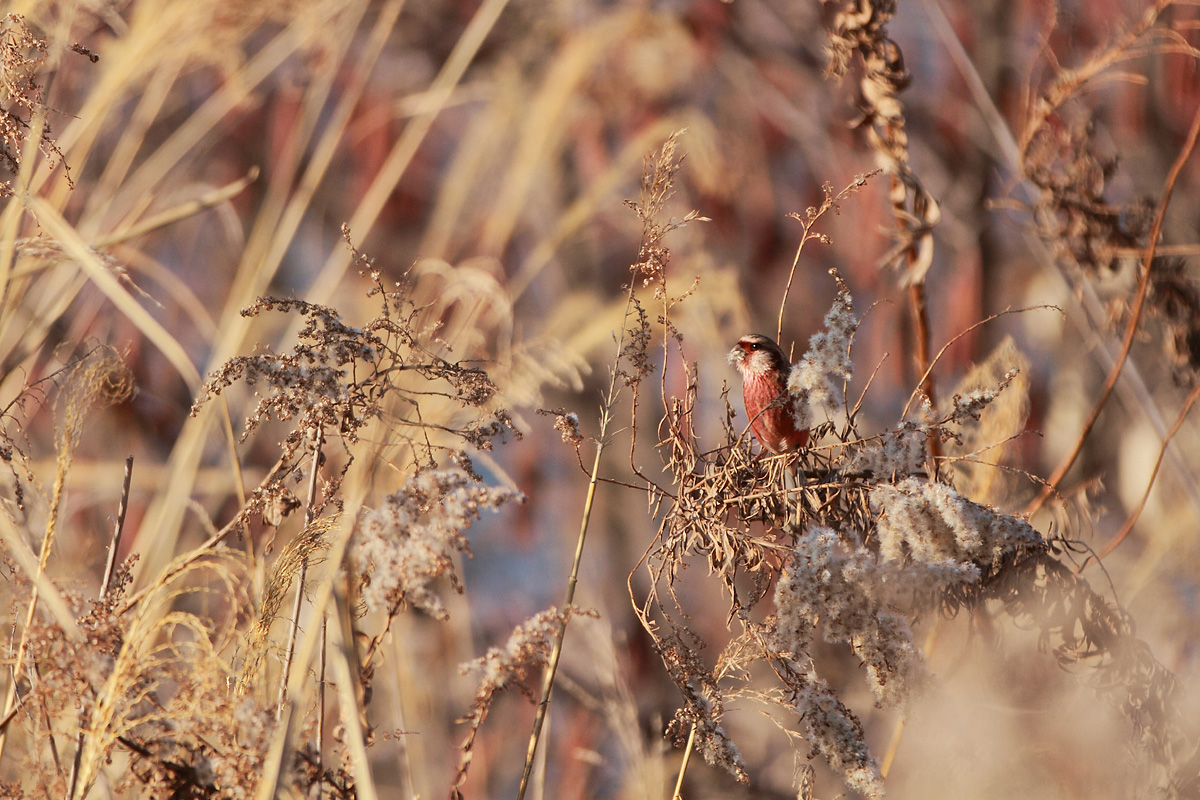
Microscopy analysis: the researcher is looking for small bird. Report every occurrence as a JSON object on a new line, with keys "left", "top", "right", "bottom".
{"left": 729, "top": 333, "right": 809, "bottom": 454}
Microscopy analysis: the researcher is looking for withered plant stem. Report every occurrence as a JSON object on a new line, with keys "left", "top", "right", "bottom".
{"left": 671, "top": 722, "right": 697, "bottom": 800}
{"left": 776, "top": 172, "right": 879, "bottom": 344}
{"left": 99, "top": 457, "right": 135, "bottom": 598}
{"left": 907, "top": 283, "right": 941, "bottom": 465}
{"left": 278, "top": 425, "right": 325, "bottom": 717}
{"left": 517, "top": 426, "right": 607, "bottom": 800}
{"left": 517, "top": 276, "right": 637, "bottom": 798}
{"left": 318, "top": 618, "right": 327, "bottom": 781}
{"left": 66, "top": 456, "right": 135, "bottom": 800}
{"left": 1095, "top": 382, "right": 1200, "bottom": 563}
{"left": 1026, "top": 100, "right": 1200, "bottom": 517}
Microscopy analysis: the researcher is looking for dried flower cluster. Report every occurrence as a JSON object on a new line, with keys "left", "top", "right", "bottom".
{"left": 1018, "top": 4, "right": 1200, "bottom": 376}
{"left": 191, "top": 229, "right": 519, "bottom": 535}
{"left": 638, "top": 273, "right": 1183, "bottom": 797}
{"left": 452, "top": 606, "right": 593, "bottom": 791}
{"left": 0, "top": 13, "right": 85, "bottom": 194}
{"left": 537, "top": 407, "right": 583, "bottom": 446}
{"left": 350, "top": 459, "right": 521, "bottom": 619}
{"left": 0, "top": 13, "right": 48, "bottom": 190}
{"left": 786, "top": 271, "right": 856, "bottom": 431}
{"left": 624, "top": 133, "right": 706, "bottom": 289}
{"left": 3, "top": 231, "right": 527, "bottom": 800}
{"left": 823, "top": 0, "right": 939, "bottom": 284}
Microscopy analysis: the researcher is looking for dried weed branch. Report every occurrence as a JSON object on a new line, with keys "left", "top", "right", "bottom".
{"left": 512, "top": 130, "right": 704, "bottom": 800}
{"left": 635, "top": 260, "right": 1189, "bottom": 796}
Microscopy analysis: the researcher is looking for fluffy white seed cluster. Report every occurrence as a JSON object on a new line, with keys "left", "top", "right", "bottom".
{"left": 351, "top": 467, "right": 520, "bottom": 618}
{"left": 787, "top": 281, "right": 856, "bottom": 431}
{"left": 772, "top": 480, "right": 1042, "bottom": 795}
{"left": 791, "top": 667, "right": 884, "bottom": 800}
{"left": 949, "top": 368, "right": 1020, "bottom": 422}
{"left": 691, "top": 692, "right": 749, "bottom": 781}
{"left": 851, "top": 421, "right": 929, "bottom": 478}
{"left": 461, "top": 607, "right": 563, "bottom": 696}
{"left": 870, "top": 477, "right": 1041, "bottom": 585}
{"left": 774, "top": 527, "right": 926, "bottom": 710}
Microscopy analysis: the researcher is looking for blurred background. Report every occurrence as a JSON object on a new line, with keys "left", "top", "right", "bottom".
{"left": 3, "top": 0, "right": 1200, "bottom": 797}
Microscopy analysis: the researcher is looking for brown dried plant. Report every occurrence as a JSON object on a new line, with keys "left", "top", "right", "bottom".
{"left": 0, "top": 230, "right": 523, "bottom": 798}
{"left": 623, "top": 171, "right": 1191, "bottom": 796}
{"left": 0, "top": 13, "right": 66, "bottom": 195}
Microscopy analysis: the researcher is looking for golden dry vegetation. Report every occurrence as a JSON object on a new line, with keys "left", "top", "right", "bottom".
{"left": 2, "top": 1, "right": 1200, "bottom": 799}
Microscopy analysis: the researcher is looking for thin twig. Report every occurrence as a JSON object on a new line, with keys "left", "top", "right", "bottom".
{"left": 317, "top": 617, "right": 327, "bottom": 788}
{"left": 777, "top": 172, "right": 880, "bottom": 342}
{"left": 907, "top": 282, "right": 941, "bottom": 465}
{"left": 901, "top": 305, "right": 1060, "bottom": 419}
{"left": 516, "top": 406, "right": 611, "bottom": 799}
{"left": 1092, "top": 383, "right": 1200, "bottom": 563}
{"left": 99, "top": 456, "right": 135, "bottom": 597}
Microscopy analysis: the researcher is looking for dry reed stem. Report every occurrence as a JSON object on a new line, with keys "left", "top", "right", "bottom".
{"left": 64, "top": 454, "right": 135, "bottom": 800}
{"left": 515, "top": 434, "right": 605, "bottom": 799}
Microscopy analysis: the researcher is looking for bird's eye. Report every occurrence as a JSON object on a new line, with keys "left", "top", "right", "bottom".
{"left": 749, "top": 342, "right": 761, "bottom": 350}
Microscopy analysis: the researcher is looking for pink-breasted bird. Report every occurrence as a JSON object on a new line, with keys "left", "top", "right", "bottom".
{"left": 729, "top": 333, "right": 809, "bottom": 454}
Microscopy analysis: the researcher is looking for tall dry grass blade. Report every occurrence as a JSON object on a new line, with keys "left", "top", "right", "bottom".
{"left": 99, "top": 17, "right": 324, "bottom": 228}
{"left": 26, "top": 198, "right": 201, "bottom": 389}
{"left": 304, "top": 0, "right": 511, "bottom": 306}
{"left": 0, "top": 508, "right": 80, "bottom": 639}
{"left": 128, "top": 0, "right": 374, "bottom": 585}
{"left": 327, "top": 588, "right": 380, "bottom": 800}
{"left": 92, "top": 167, "right": 259, "bottom": 249}
{"left": 478, "top": 12, "right": 640, "bottom": 256}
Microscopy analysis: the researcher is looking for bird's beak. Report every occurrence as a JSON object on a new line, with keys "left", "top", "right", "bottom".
{"left": 727, "top": 345, "right": 745, "bottom": 365}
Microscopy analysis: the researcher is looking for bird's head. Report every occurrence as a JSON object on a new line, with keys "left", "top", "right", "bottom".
{"left": 728, "top": 333, "right": 789, "bottom": 379}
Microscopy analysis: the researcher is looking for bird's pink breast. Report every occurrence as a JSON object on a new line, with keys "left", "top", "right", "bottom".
{"left": 743, "top": 373, "right": 808, "bottom": 453}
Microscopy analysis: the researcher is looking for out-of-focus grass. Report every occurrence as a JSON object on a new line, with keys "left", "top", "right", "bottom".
{"left": 0, "top": 1, "right": 1198, "bottom": 798}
